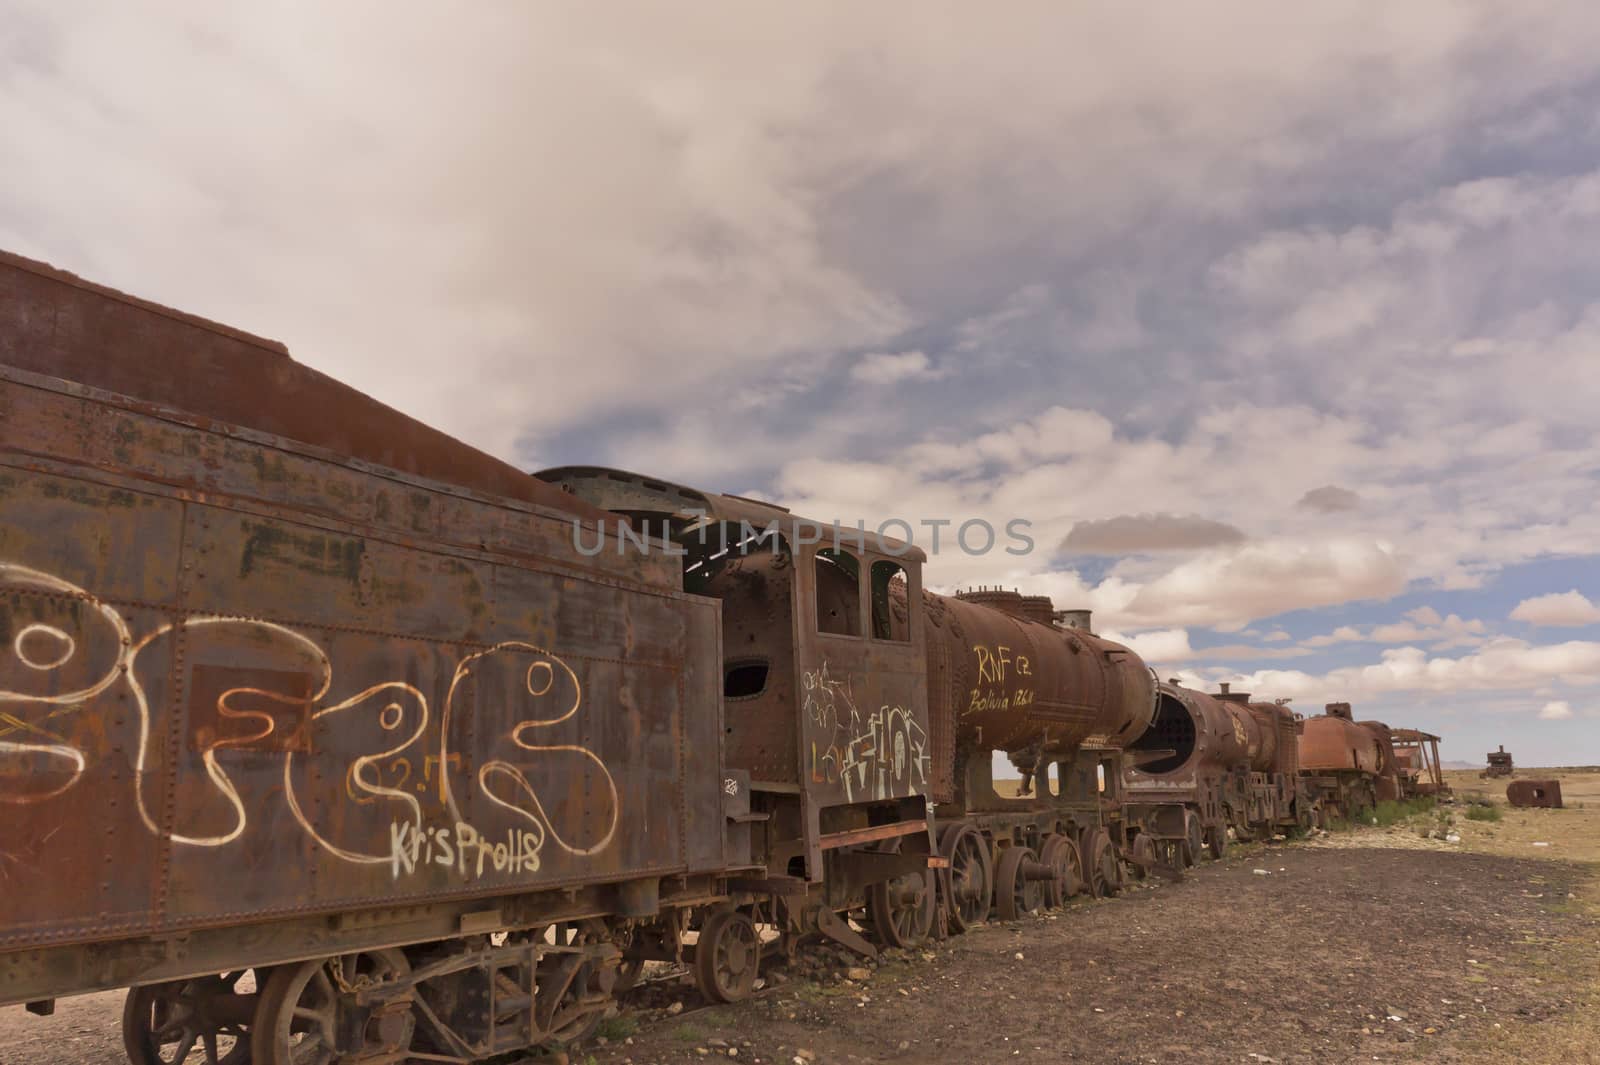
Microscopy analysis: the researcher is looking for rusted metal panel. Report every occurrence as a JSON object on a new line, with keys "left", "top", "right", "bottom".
{"left": 793, "top": 542, "right": 932, "bottom": 809}
{"left": 936, "top": 591, "right": 1157, "bottom": 760}
{"left": 1298, "top": 707, "right": 1383, "bottom": 775}
{"left": 709, "top": 551, "right": 800, "bottom": 787}
{"left": 0, "top": 367, "right": 726, "bottom": 955}
{"left": 1506, "top": 779, "right": 1563, "bottom": 808}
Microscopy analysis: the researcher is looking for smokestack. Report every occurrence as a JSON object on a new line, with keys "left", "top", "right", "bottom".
{"left": 1219, "top": 682, "right": 1230, "bottom": 694}
{"left": 1058, "top": 608, "right": 1093, "bottom": 632}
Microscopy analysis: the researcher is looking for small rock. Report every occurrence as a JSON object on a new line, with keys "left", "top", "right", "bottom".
{"left": 846, "top": 967, "right": 871, "bottom": 982}
{"left": 1252, "top": 869, "right": 1271, "bottom": 876}
{"left": 696, "top": 1050, "right": 710, "bottom": 1058}
{"left": 1014, "top": 952, "right": 1024, "bottom": 960}
{"left": 898, "top": 1041, "right": 910, "bottom": 1051}
{"left": 666, "top": 1001, "right": 684, "bottom": 1016}
{"left": 1424, "top": 1027, "right": 1437, "bottom": 1035}
{"left": 796, "top": 1050, "right": 816, "bottom": 1063}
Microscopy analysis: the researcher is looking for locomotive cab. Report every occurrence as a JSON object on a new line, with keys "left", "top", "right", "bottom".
{"left": 535, "top": 467, "right": 938, "bottom": 922}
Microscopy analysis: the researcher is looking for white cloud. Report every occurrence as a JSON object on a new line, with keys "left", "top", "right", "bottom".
{"left": 850, "top": 350, "right": 944, "bottom": 385}
{"left": 1217, "top": 638, "right": 1600, "bottom": 702}
{"left": 1539, "top": 700, "right": 1574, "bottom": 720}
{"left": 1100, "top": 628, "right": 1194, "bottom": 664}
{"left": 1121, "top": 539, "right": 1406, "bottom": 629}
{"left": 1511, "top": 590, "right": 1600, "bottom": 627}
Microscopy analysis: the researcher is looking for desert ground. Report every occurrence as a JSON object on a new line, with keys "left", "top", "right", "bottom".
{"left": 4, "top": 769, "right": 1597, "bottom": 1065}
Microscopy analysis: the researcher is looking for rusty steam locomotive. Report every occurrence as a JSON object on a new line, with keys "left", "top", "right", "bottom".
{"left": 0, "top": 252, "right": 1435, "bottom": 1064}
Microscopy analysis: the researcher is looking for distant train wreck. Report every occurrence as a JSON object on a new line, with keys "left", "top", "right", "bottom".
{"left": 1483, "top": 745, "right": 1515, "bottom": 778}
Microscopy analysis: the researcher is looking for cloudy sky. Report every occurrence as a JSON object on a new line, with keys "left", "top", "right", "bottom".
{"left": 5, "top": 2, "right": 1598, "bottom": 764}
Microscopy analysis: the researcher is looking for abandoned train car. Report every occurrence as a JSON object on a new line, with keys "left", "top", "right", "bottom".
{"left": 0, "top": 251, "right": 1451, "bottom": 1063}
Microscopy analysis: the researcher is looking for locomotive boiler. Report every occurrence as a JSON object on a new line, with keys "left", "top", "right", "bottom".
{"left": 1298, "top": 702, "right": 1403, "bottom": 821}
{"left": 920, "top": 589, "right": 1158, "bottom": 915}
{"left": 1123, "top": 681, "right": 1307, "bottom": 864}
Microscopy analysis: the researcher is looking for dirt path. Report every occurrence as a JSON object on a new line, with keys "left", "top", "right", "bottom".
{"left": 587, "top": 845, "right": 1597, "bottom": 1065}
{"left": 3, "top": 841, "right": 1594, "bottom": 1064}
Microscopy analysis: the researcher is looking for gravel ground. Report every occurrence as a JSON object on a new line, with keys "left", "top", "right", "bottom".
{"left": 3, "top": 841, "right": 1594, "bottom": 1065}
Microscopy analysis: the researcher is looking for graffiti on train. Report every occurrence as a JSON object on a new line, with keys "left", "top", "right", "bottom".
{"left": 802, "top": 660, "right": 929, "bottom": 801}
{"left": 0, "top": 562, "right": 619, "bottom": 880}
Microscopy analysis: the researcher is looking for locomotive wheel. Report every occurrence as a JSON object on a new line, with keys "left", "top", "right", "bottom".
{"left": 868, "top": 868, "right": 937, "bottom": 949}
{"left": 1040, "top": 834, "right": 1082, "bottom": 908}
{"left": 252, "top": 949, "right": 412, "bottom": 1065}
{"left": 1084, "top": 830, "right": 1120, "bottom": 898}
{"left": 1126, "top": 834, "right": 1157, "bottom": 880}
{"left": 124, "top": 971, "right": 257, "bottom": 1065}
{"left": 1181, "top": 813, "right": 1203, "bottom": 868}
{"left": 1204, "top": 824, "right": 1227, "bottom": 860}
{"left": 939, "top": 823, "right": 993, "bottom": 932}
{"left": 536, "top": 955, "right": 606, "bottom": 1042}
{"left": 994, "top": 846, "right": 1044, "bottom": 919}
{"left": 695, "top": 908, "right": 760, "bottom": 1004}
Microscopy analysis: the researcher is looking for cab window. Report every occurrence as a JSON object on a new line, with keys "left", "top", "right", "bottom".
{"left": 870, "top": 560, "right": 910, "bottom": 641}
{"left": 814, "top": 549, "right": 861, "bottom": 636}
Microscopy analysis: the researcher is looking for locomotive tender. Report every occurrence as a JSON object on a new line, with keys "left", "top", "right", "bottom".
{"left": 0, "top": 251, "right": 1433, "bottom": 1063}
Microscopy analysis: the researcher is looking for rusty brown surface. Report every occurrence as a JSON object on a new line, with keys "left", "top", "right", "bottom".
{"left": 1506, "top": 779, "right": 1564, "bottom": 808}
{"left": 1484, "top": 745, "right": 1515, "bottom": 777}
{"left": 538, "top": 466, "right": 937, "bottom": 813}
{"left": 0, "top": 363, "right": 731, "bottom": 961}
{"left": 936, "top": 591, "right": 1156, "bottom": 760}
{"left": 1298, "top": 708, "right": 1385, "bottom": 775}
{"left": 1126, "top": 683, "right": 1295, "bottom": 782}
{"left": 1390, "top": 727, "right": 1448, "bottom": 797}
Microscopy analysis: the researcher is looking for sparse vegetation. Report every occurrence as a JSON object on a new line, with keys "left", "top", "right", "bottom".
{"left": 1373, "top": 796, "right": 1437, "bottom": 826}
{"left": 671, "top": 1023, "right": 706, "bottom": 1043}
{"left": 1465, "top": 800, "right": 1503, "bottom": 822}
{"left": 594, "top": 1015, "right": 638, "bottom": 1042}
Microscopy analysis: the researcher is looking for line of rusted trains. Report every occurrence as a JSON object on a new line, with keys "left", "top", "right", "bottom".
{"left": 0, "top": 252, "right": 1449, "bottom": 1064}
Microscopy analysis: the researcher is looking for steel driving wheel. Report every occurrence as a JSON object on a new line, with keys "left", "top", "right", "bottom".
{"left": 252, "top": 949, "right": 412, "bottom": 1065}
{"left": 994, "top": 846, "right": 1044, "bottom": 919}
{"left": 939, "top": 823, "right": 993, "bottom": 932}
{"left": 1126, "top": 834, "right": 1157, "bottom": 880}
{"left": 124, "top": 971, "right": 257, "bottom": 1065}
{"left": 1039, "top": 834, "right": 1082, "bottom": 908}
{"left": 695, "top": 908, "right": 759, "bottom": 1004}
{"left": 1181, "top": 813, "right": 1203, "bottom": 868}
{"left": 868, "top": 867, "right": 936, "bottom": 949}
{"left": 1084, "top": 830, "right": 1119, "bottom": 897}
